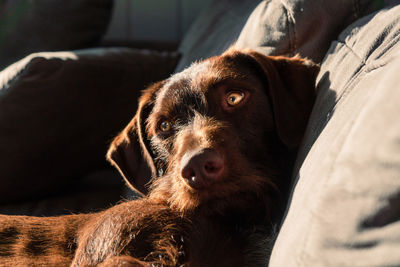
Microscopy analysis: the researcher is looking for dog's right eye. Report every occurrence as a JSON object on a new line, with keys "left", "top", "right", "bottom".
{"left": 159, "top": 120, "right": 172, "bottom": 132}
{"left": 226, "top": 91, "right": 245, "bottom": 106}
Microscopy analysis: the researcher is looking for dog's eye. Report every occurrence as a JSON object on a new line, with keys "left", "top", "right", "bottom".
{"left": 226, "top": 91, "right": 245, "bottom": 106}
{"left": 159, "top": 120, "right": 172, "bottom": 132}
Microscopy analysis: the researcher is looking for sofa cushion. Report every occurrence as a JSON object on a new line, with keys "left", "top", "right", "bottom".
{"left": 235, "top": 0, "right": 386, "bottom": 63}
{"left": 0, "top": 48, "right": 179, "bottom": 205}
{"left": 175, "top": 0, "right": 260, "bottom": 72}
{"left": 270, "top": 5, "right": 400, "bottom": 266}
{"left": 0, "top": 0, "right": 113, "bottom": 70}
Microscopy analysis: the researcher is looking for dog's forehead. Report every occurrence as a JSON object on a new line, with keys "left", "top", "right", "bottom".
{"left": 154, "top": 57, "right": 246, "bottom": 110}
{"left": 158, "top": 61, "right": 213, "bottom": 99}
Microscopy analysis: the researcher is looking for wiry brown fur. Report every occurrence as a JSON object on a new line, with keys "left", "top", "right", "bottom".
{"left": 0, "top": 49, "right": 319, "bottom": 266}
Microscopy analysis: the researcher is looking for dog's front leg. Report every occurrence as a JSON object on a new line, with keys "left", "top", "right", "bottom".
{"left": 71, "top": 200, "right": 170, "bottom": 267}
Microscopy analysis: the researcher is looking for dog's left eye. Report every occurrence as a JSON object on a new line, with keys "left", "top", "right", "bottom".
{"left": 159, "top": 120, "right": 172, "bottom": 132}
{"left": 226, "top": 91, "right": 245, "bottom": 106}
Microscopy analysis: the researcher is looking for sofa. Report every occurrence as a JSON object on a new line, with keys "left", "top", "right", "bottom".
{"left": 1, "top": 0, "right": 399, "bottom": 265}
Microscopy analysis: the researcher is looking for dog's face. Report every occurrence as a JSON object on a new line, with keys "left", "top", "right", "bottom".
{"left": 107, "top": 49, "right": 319, "bottom": 215}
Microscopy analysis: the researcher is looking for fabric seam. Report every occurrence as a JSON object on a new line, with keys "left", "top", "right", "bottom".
{"left": 280, "top": 0, "right": 297, "bottom": 55}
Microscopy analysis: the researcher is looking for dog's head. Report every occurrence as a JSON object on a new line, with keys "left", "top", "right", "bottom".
{"left": 107, "top": 49, "right": 319, "bottom": 215}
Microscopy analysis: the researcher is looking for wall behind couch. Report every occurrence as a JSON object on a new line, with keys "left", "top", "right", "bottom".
{"left": 104, "top": 0, "right": 212, "bottom": 44}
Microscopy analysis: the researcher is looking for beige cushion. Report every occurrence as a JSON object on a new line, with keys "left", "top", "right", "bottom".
{"left": 175, "top": 0, "right": 259, "bottom": 72}
{"left": 235, "top": 0, "right": 383, "bottom": 63}
{"left": 270, "top": 5, "right": 400, "bottom": 266}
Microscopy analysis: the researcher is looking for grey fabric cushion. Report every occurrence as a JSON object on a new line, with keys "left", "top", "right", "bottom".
{"left": 175, "top": 0, "right": 259, "bottom": 72}
{"left": 270, "top": 5, "right": 400, "bottom": 266}
{"left": 0, "top": 48, "right": 179, "bottom": 205}
{"left": 235, "top": 0, "right": 386, "bottom": 63}
{"left": 0, "top": 0, "right": 113, "bottom": 70}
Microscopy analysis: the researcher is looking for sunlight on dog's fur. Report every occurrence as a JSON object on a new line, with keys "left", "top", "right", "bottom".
{"left": 0, "top": 49, "right": 319, "bottom": 266}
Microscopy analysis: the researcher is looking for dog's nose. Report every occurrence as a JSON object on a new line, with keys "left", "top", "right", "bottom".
{"left": 180, "top": 149, "right": 224, "bottom": 189}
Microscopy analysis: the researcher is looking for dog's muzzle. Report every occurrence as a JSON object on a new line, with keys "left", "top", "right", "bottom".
{"left": 180, "top": 148, "right": 225, "bottom": 189}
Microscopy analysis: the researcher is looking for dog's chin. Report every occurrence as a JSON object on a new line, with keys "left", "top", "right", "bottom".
{"left": 149, "top": 169, "right": 276, "bottom": 216}
{"left": 164, "top": 174, "right": 274, "bottom": 216}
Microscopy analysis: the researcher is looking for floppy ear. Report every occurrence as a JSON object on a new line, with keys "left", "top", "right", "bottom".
{"left": 106, "top": 82, "right": 163, "bottom": 195}
{"left": 246, "top": 51, "right": 319, "bottom": 150}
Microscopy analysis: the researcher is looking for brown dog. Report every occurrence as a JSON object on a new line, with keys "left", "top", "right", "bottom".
{"left": 0, "top": 49, "right": 318, "bottom": 266}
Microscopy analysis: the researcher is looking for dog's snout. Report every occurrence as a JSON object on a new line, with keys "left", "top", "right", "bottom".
{"left": 180, "top": 149, "right": 224, "bottom": 189}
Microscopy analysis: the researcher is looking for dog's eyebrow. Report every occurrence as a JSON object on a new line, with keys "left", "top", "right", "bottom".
{"left": 193, "top": 72, "right": 253, "bottom": 93}
{"left": 150, "top": 92, "right": 207, "bottom": 123}
{"left": 208, "top": 78, "right": 258, "bottom": 91}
